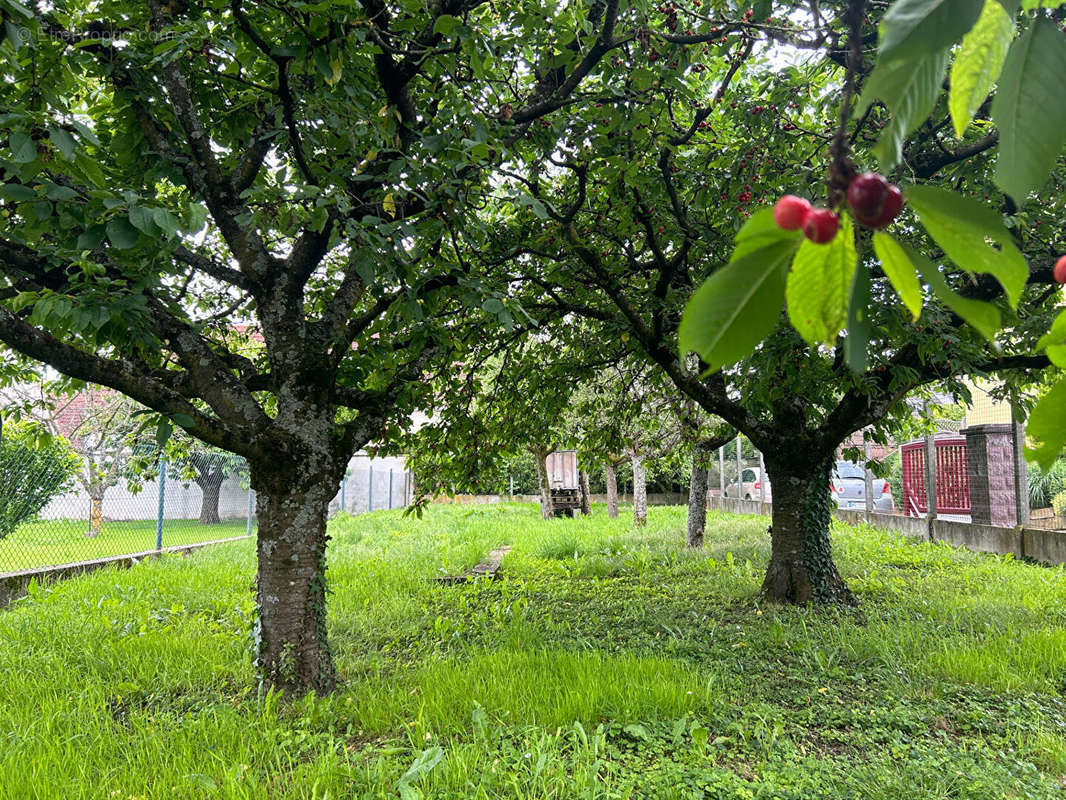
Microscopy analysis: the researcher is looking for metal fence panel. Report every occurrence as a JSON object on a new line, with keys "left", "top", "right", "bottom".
{"left": 0, "top": 449, "right": 255, "bottom": 574}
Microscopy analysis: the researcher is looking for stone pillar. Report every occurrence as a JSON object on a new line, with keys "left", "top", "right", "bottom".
{"left": 962, "top": 424, "right": 1018, "bottom": 528}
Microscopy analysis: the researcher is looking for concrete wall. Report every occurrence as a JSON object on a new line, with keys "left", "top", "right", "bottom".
{"left": 42, "top": 473, "right": 252, "bottom": 522}
{"left": 705, "top": 494, "right": 1066, "bottom": 566}
{"left": 330, "top": 455, "right": 410, "bottom": 515}
{"left": 0, "top": 536, "right": 249, "bottom": 607}
{"left": 435, "top": 493, "right": 689, "bottom": 507}
{"left": 40, "top": 452, "right": 409, "bottom": 522}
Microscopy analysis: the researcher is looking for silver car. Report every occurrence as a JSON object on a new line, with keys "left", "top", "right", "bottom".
{"left": 831, "top": 460, "right": 894, "bottom": 511}
{"left": 723, "top": 467, "right": 772, "bottom": 502}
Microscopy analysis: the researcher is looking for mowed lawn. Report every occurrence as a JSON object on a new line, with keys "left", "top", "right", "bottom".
{"left": 0, "top": 518, "right": 251, "bottom": 572}
{"left": 1, "top": 504, "right": 1065, "bottom": 799}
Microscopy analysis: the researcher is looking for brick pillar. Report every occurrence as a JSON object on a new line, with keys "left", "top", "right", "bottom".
{"left": 962, "top": 424, "right": 1017, "bottom": 527}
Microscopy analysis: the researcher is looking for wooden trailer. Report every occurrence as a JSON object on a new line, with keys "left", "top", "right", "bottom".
{"left": 546, "top": 450, "right": 582, "bottom": 517}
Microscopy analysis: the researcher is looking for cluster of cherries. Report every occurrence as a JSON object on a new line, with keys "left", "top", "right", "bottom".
{"left": 772, "top": 172, "right": 904, "bottom": 244}
{"left": 771, "top": 174, "right": 1066, "bottom": 286}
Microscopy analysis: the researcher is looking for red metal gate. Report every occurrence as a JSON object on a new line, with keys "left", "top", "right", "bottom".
{"left": 901, "top": 436, "right": 970, "bottom": 516}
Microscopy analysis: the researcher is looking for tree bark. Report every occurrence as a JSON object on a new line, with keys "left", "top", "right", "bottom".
{"left": 605, "top": 463, "right": 619, "bottom": 519}
{"left": 761, "top": 452, "right": 855, "bottom": 605}
{"left": 197, "top": 470, "right": 224, "bottom": 525}
{"left": 86, "top": 488, "right": 104, "bottom": 537}
{"left": 579, "top": 469, "right": 591, "bottom": 515}
{"left": 631, "top": 452, "right": 647, "bottom": 527}
{"left": 687, "top": 447, "right": 709, "bottom": 548}
{"left": 252, "top": 463, "right": 341, "bottom": 695}
{"left": 533, "top": 447, "right": 553, "bottom": 519}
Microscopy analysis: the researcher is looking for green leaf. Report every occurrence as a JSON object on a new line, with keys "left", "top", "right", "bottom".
{"left": 901, "top": 242, "right": 1001, "bottom": 340}
{"left": 1024, "top": 378, "right": 1066, "bottom": 468}
{"left": 690, "top": 723, "right": 709, "bottom": 749}
{"left": 48, "top": 127, "right": 76, "bottom": 159}
{"left": 991, "top": 18, "right": 1066, "bottom": 203}
{"left": 69, "top": 120, "right": 100, "bottom": 147}
{"left": 153, "top": 207, "right": 180, "bottom": 236}
{"left": 949, "top": 0, "right": 1014, "bottom": 137}
{"left": 106, "top": 217, "right": 141, "bottom": 249}
{"left": 155, "top": 419, "right": 174, "bottom": 448}
{"left": 0, "top": 183, "right": 35, "bottom": 202}
{"left": 861, "top": 49, "right": 950, "bottom": 170}
{"left": 1037, "top": 309, "right": 1066, "bottom": 367}
{"left": 678, "top": 238, "right": 798, "bottom": 373}
{"left": 904, "top": 184, "right": 1027, "bottom": 307}
{"left": 127, "top": 205, "right": 156, "bottom": 235}
{"left": 624, "top": 723, "right": 651, "bottom": 740}
{"left": 187, "top": 202, "right": 208, "bottom": 232}
{"left": 873, "top": 231, "right": 923, "bottom": 319}
{"left": 44, "top": 182, "right": 78, "bottom": 201}
{"left": 631, "top": 68, "right": 656, "bottom": 91}
{"left": 844, "top": 260, "right": 872, "bottom": 374}
{"left": 76, "top": 225, "right": 106, "bottom": 250}
{"left": 731, "top": 207, "right": 802, "bottom": 261}
{"left": 785, "top": 214, "right": 857, "bottom": 346}
{"left": 432, "top": 14, "right": 460, "bottom": 36}
{"left": 399, "top": 746, "right": 444, "bottom": 785}
{"left": 879, "top": 0, "right": 983, "bottom": 63}
{"left": 8, "top": 131, "right": 36, "bottom": 163}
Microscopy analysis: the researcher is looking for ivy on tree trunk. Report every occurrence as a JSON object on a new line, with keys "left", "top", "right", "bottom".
{"left": 762, "top": 453, "right": 855, "bottom": 605}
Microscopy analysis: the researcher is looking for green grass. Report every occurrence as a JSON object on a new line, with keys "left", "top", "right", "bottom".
{"left": 2, "top": 503, "right": 1066, "bottom": 798}
{"left": 0, "top": 518, "right": 251, "bottom": 572}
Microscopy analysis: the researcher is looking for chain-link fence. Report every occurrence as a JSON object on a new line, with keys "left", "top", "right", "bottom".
{"left": 0, "top": 448, "right": 255, "bottom": 574}
{"left": 0, "top": 444, "right": 415, "bottom": 574}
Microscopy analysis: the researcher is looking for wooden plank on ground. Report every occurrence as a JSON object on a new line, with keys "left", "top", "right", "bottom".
{"left": 437, "top": 546, "right": 511, "bottom": 585}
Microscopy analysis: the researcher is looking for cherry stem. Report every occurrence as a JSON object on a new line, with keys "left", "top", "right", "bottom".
{"left": 827, "top": 0, "right": 867, "bottom": 209}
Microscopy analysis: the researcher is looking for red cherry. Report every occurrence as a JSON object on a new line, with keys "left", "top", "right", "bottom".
{"left": 802, "top": 209, "right": 839, "bottom": 244}
{"left": 847, "top": 172, "right": 890, "bottom": 218}
{"left": 864, "top": 184, "right": 903, "bottom": 228}
{"left": 1055, "top": 255, "right": 1066, "bottom": 284}
{"left": 773, "top": 195, "right": 811, "bottom": 231}
{"left": 848, "top": 173, "right": 904, "bottom": 228}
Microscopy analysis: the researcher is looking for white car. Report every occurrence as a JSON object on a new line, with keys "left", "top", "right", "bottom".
{"left": 723, "top": 467, "right": 772, "bottom": 502}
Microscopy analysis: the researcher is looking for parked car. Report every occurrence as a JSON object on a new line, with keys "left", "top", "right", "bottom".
{"left": 723, "top": 467, "right": 772, "bottom": 502}
{"left": 831, "top": 460, "right": 894, "bottom": 511}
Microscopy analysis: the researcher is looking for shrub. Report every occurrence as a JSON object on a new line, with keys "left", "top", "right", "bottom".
{"left": 1028, "top": 459, "right": 1066, "bottom": 510}
{"left": 1053, "top": 491, "right": 1066, "bottom": 518}
{"left": 0, "top": 422, "right": 80, "bottom": 539}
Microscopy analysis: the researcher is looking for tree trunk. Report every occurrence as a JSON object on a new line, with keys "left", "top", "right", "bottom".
{"left": 761, "top": 453, "right": 855, "bottom": 605}
{"left": 86, "top": 488, "right": 104, "bottom": 537}
{"left": 605, "top": 463, "right": 619, "bottom": 519}
{"left": 631, "top": 453, "right": 647, "bottom": 527}
{"left": 687, "top": 447, "right": 709, "bottom": 548}
{"left": 579, "top": 469, "right": 591, "bottom": 515}
{"left": 197, "top": 471, "right": 224, "bottom": 525}
{"left": 252, "top": 466, "right": 341, "bottom": 695}
{"left": 533, "top": 447, "right": 553, "bottom": 519}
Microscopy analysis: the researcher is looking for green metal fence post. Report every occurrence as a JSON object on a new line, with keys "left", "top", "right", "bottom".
{"left": 246, "top": 488, "right": 254, "bottom": 537}
{"left": 155, "top": 459, "right": 166, "bottom": 550}
{"left": 368, "top": 465, "right": 374, "bottom": 512}
{"left": 340, "top": 474, "right": 347, "bottom": 513}
{"left": 388, "top": 469, "right": 393, "bottom": 510}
